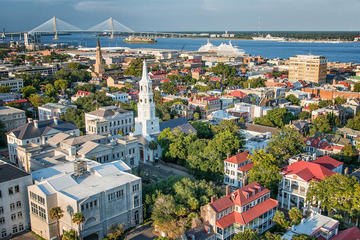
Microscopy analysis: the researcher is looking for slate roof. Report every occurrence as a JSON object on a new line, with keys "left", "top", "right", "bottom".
{"left": 8, "top": 119, "right": 78, "bottom": 140}
{"left": 0, "top": 162, "right": 30, "bottom": 184}
{"left": 87, "top": 106, "right": 129, "bottom": 118}
{"left": 241, "top": 123, "right": 280, "bottom": 136}
{"left": 159, "top": 117, "right": 197, "bottom": 135}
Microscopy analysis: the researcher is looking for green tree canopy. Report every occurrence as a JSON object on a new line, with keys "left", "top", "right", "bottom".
{"left": 267, "top": 127, "right": 305, "bottom": 165}
{"left": 289, "top": 207, "right": 303, "bottom": 225}
{"left": 286, "top": 94, "right": 300, "bottom": 105}
{"left": 0, "top": 86, "right": 11, "bottom": 93}
{"left": 254, "top": 108, "right": 295, "bottom": 128}
{"left": 21, "top": 85, "right": 36, "bottom": 98}
{"left": 248, "top": 150, "right": 282, "bottom": 197}
{"left": 232, "top": 228, "right": 261, "bottom": 240}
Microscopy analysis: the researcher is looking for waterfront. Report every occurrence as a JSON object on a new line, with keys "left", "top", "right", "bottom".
{"left": 3, "top": 33, "right": 360, "bottom": 63}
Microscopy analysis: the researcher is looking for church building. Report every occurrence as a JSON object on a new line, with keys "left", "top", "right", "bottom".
{"left": 132, "top": 60, "right": 161, "bottom": 163}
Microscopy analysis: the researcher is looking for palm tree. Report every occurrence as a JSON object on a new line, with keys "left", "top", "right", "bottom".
{"left": 106, "top": 224, "right": 124, "bottom": 240}
{"left": 49, "top": 206, "right": 64, "bottom": 240}
{"left": 72, "top": 212, "right": 85, "bottom": 240}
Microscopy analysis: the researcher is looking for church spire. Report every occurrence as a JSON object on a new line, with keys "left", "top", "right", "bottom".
{"left": 94, "top": 37, "right": 105, "bottom": 75}
{"left": 141, "top": 60, "right": 149, "bottom": 82}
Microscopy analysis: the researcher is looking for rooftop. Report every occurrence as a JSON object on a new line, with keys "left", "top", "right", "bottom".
{"left": 210, "top": 182, "right": 270, "bottom": 213}
{"left": 225, "top": 151, "right": 250, "bottom": 164}
{"left": 31, "top": 160, "right": 137, "bottom": 201}
{"left": 282, "top": 160, "right": 336, "bottom": 182}
{"left": 332, "top": 227, "right": 360, "bottom": 240}
{"left": 0, "top": 106, "right": 24, "bottom": 115}
{"left": 0, "top": 162, "right": 30, "bottom": 184}
{"left": 86, "top": 106, "right": 129, "bottom": 118}
{"left": 282, "top": 213, "right": 339, "bottom": 239}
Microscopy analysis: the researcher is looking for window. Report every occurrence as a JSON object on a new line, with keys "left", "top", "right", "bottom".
{"left": 8, "top": 187, "right": 13, "bottom": 195}
{"left": 14, "top": 185, "right": 19, "bottom": 193}
{"left": 16, "top": 201, "right": 21, "bottom": 208}
{"left": 31, "top": 202, "right": 38, "bottom": 215}
{"left": 10, "top": 203, "right": 15, "bottom": 211}
{"left": 17, "top": 212, "right": 22, "bottom": 218}
{"left": 0, "top": 207, "right": 3, "bottom": 214}
{"left": 1, "top": 229, "right": 6, "bottom": 238}
{"left": 12, "top": 225, "right": 17, "bottom": 234}
{"left": 132, "top": 184, "right": 139, "bottom": 192}
{"left": 19, "top": 224, "right": 24, "bottom": 231}
{"left": 11, "top": 214, "right": 16, "bottom": 221}
{"left": 0, "top": 218, "right": 4, "bottom": 225}
{"left": 0, "top": 190, "right": 2, "bottom": 198}
{"left": 134, "top": 196, "right": 139, "bottom": 207}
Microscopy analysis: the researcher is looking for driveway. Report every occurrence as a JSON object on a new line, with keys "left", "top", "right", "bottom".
{"left": 126, "top": 222, "right": 156, "bottom": 240}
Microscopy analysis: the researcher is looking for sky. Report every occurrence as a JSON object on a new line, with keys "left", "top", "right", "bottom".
{"left": 1, "top": 0, "right": 360, "bottom": 32}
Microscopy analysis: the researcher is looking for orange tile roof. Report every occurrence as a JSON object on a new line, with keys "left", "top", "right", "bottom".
{"left": 225, "top": 151, "right": 250, "bottom": 164}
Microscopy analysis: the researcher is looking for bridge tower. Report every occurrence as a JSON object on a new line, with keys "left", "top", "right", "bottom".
{"left": 110, "top": 17, "right": 114, "bottom": 39}
{"left": 53, "top": 16, "right": 58, "bottom": 40}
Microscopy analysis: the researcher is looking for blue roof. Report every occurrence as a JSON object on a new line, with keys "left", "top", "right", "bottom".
{"left": 159, "top": 117, "right": 197, "bottom": 135}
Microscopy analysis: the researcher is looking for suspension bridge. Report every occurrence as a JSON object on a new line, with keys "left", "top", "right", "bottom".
{"left": 2, "top": 16, "right": 136, "bottom": 40}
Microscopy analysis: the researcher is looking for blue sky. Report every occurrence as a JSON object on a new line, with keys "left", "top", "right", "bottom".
{"left": 1, "top": 0, "right": 360, "bottom": 32}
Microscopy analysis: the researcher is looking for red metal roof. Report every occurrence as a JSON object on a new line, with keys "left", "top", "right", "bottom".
{"left": 332, "top": 227, "right": 360, "bottom": 240}
{"left": 6, "top": 99, "right": 27, "bottom": 103}
{"left": 238, "top": 162, "right": 254, "bottom": 172}
{"left": 228, "top": 90, "right": 247, "bottom": 98}
{"left": 281, "top": 161, "right": 336, "bottom": 182}
{"left": 312, "top": 156, "right": 343, "bottom": 170}
{"left": 210, "top": 182, "right": 269, "bottom": 213}
{"left": 225, "top": 151, "right": 250, "bottom": 164}
{"left": 216, "top": 198, "right": 278, "bottom": 228}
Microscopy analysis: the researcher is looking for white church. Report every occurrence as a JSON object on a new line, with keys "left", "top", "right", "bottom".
{"left": 132, "top": 60, "right": 197, "bottom": 164}
{"left": 132, "top": 60, "right": 161, "bottom": 163}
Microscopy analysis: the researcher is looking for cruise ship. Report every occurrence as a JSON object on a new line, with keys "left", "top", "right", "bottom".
{"left": 252, "top": 34, "right": 286, "bottom": 42}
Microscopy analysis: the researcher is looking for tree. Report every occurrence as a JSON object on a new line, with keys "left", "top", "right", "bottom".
{"left": 28, "top": 94, "right": 45, "bottom": 108}
{"left": 354, "top": 82, "right": 360, "bottom": 92}
{"left": 0, "top": 120, "right": 7, "bottom": 148}
{"left": 307, "top": 174, "right": 360, "bottom": 219}
{"left": 286, "top": 94, "right": 300, "bottom": 105}
{"left": 336, "top": 144, "right": 358, "bottom": 164}
{"left": 45, "top": 83, "right": 56, "bottom": 97}
{"left": 106, "top": 224, "right": 124, "bottom": 240}
{"left": 267, "top": 127, "right": 305, "bottom": 165}
{"left": 254, "top": 108, "right": 294, "bottom": 128}
{"left": 298, "top": 111, "right": 310, "bottom": 120}
{"left": 49, "top": 207, "right": 64, "bottom": 240}
{"left": 191, "top": 121, "right": 213, "bottom": 139}
{"left": 334, "top": 96, "right": 346, "bottom": 105}
{"left": 54, "top": 79, "right": 68, "bottom": 92}
{"left": 148, "top": 140, "right": 158, "bottom": 151}
{"left": 292, "top": 235, "right": 315, "bottom": 240}
{"left": 232, "top": 228, "right": 261, "bottom": 240}
{"left": 248, "top": 150, "right": 282, "bottom": 197}
{"left": 346, "top": 116, "right": 360, "bottom": 131}
{"left": 273, "top": 210, "right": 290, "bottom": 230}
{"left": 289, "top": 207, "right": 302, "bottom": 225}
{"left": 318, "top": 100, "right": 332, "bottom": 108}
{"left": 21, "top": 85, "right": 36, "bottom": 98}
{"left": 310, "top": 115, "right": 332, "bottom": 135}
{"left": 162, "top": 82, "right": 178, "bottom": 95}
{"left": 72, "top": 212, "right": 85, "bottom": 240}
{"left": 62, "top": 229, "right": 78, "bottom": 240}
{"left": 124, "top": 58, "right": 143, "bottom": 77}
{"left": 0, "top": 86, "right": 11, "bottom": 93}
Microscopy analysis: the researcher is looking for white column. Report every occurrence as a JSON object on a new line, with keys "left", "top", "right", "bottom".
{"left": 296, "top": 196, "right": 300, "bottom": 209}
{"left": 281, "top": 192, "right": 284, "bottom": 208}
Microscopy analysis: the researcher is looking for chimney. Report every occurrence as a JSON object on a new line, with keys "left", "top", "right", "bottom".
{"left": 226, "top": 153, "right": 231, "bottom": 159}
{"left": 211, "top": 196, "right": 216, "bottom": 203}
{"left": 33, "top": 120, "right": 38, "bottom": 128}
{"left": 53, "top": 116, "right": 59, "bottom": 125}
{"left": 28, "top": 118, "right": 33, "bottom": 123}
{"left": 225, "top": 185, "right": 230, "bottom": 196}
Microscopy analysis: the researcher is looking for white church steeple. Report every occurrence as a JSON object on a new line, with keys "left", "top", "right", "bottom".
{"left": 132, "top": 60, "right": 160, "bottom": 138}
